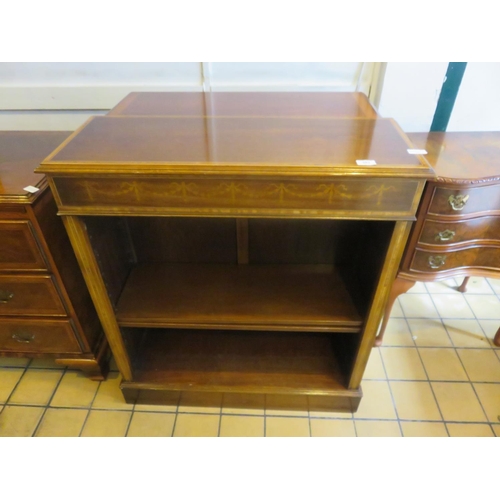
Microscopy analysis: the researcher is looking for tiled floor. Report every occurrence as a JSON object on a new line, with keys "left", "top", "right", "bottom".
{"left": 1, "top": 276, "right": 499, "bottom": 437}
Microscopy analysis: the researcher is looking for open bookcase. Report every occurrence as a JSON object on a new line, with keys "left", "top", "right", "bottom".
{"left": 37, "top": 92, "right": 433, "bottom": 411}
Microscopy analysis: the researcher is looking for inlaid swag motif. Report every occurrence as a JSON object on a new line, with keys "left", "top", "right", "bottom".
{"left": 79, "top": 180, "right": 398, "bottom": 206}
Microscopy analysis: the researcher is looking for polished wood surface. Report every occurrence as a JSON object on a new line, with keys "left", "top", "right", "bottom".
{"left": 44, "top": 116, "right": 427, "bottom": 173}
{"left": 0, "top": 275, "right": 66, "bottom": 316}
{"left": 0, "top": 220, "right": 48, "bottom": 270}
{"left": 0, "top": 318, "right": 81, "bottom": 353}
{"left": 39, "top": 92, "right": 429, "bottom": 409}
{"left": 0, "top": 131, "right": 70, "bottom": 199}
{"left": 377, "top": 132, "right": 500, "bottom": 346}
{"left": 122, "top": 329, "right": 351, "bottom": 395}
{"left": 418, "top": 216, "right": 500, "bottom": 247}
{"left": 116, "top": 263, "right": 363, "bottom": 332}
{"left": 0, "top": 132, "right": 108, "bottom": 377}
{"left": 428, "top": 184, "right": 500, "bottom": 217}
{"left": 108, "top": 91, "right": 379, "bottom": 118}
{"left": 408, "top": 131, "right": 500, "bottom": 183}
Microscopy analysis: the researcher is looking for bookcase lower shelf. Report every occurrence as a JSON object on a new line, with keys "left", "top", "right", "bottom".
{"left": 120, "top": 328, "right": 362, "bottom": 411}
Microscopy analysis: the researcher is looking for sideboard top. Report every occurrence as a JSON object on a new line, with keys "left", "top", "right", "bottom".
{"left": 40, "top": 115, "right": 433, "bottom": 178}
{"left": 408, "top": 131, "right": 500, "bottom": 184}
{"left": 0, "top": 131, "right": 71, "bottom": 201}
{"left": 108, "top": 91, "right": 379, "bottom": 119}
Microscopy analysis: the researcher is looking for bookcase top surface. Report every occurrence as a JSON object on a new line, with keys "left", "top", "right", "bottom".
{"left": 108, "top": 91, "right": 379, "bottom": 118}
{"left": 41, "top": 115, "right": 432, "bottom": 177}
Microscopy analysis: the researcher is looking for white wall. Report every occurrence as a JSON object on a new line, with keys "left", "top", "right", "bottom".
{"left": 378, "top": 62, "right": 448, "bottom": 132}
{"left": 0, "top": 62, "right": 380, "bottom": 130}
{"left": 447, "top": 63, "right": 500, "bottom": 131}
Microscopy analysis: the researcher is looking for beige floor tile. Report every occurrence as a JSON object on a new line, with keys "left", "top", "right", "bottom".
{"left": 81, "top": 410, "right": 132, "bottom": 437}
{"left": 425, "top": 279, "right": 458, "bottom": 294}
{"left": 478, "top": 320, "right": 500, "bottom": 348}
{"left": 134, "top": 391, "right": 179, "bottom": 412}
{"left": 400, "top": 421, "right": 448, "bottom": 437}
{"left": 29, "top": 358, "right": 62, "bottom": 369}
{"left": 127, "top": 412, "right": 176, "bottom": 437}
{"left": 222, "top": 393, "right": 265, "bottom": 415}
{"left": 447, "top": 423, "right": 495, "bottom": 437}
{"left": 9, "top": 369, "right": 63, "bottom": 406}
{"left": 362, "top": 349, "right": 386, "bottom": 380}
{"left": 380, "top": 347, "right": 427, "bottom": 380}
{"left": 310, "top": 419, "right": 356, "bottom": 437}
{"left": 265, "top": 416, "right": 310, "bottom": 437}
{"left": 390, "top": 298, "right": 404, "bottom": 318}
{"left": 419, "top": 348, "right": 468, "bottom": 381}
{"left": 465, "top": 295, "right": 500, "bottom": 319}
{"left": 178, "top": 391, "right": 223, "bottom": 414}
{"left": 473, "top": 383, "right": 500, "bottom": 422}
{"left": 457, "top": 349, "right": 500, "bottom": 382}
{"left": 399, "top": 294, "right": 439, "bottom": 318}
{"left": 219, "top": 415, "right": 264, "bottom": 437}
{"left": 487, "top": 278, "right": 500, "bottom": 294}
{"left": 444, "top": 319, "right": 490, "bottom": 348}
{"left": 92, "top": 372, "right": 133, "bottom": 410}
{"left": 50, "top": 371, "right": 100, "bottom": 408}
{"left": 0, "top": 358, "right": 29, "bottom": 368}
{"left": 432, "top": 382, "right": 487, "bottom": 422}
{"left": 265, "top": 394, "right": 308, "bottom": 417}
{"left": 380, "top": 318, "right": 414, "bottom": 346}
{"left": 408, "top": 319, "right": 452, "bottom": 347}
{"left": 431, "top": 294, "right": 475, "bottom": 319}
{"left": 461, "top": 277, "right": 496, "bottom": 295}
{"left": 390, "top": 381, "right": 442, "bottom": 421}
{"left": 173, "top": 413, "right": 220, "bottom": 437}
{"left": 493, "top": 424, "right": 500, "bottom": 436}
{"left": 407, "top": 282, "right": 428, "bottom": 294}
{"left": 0, "top": 405, "right": 44, "bottom": 437}
{"left": 354, "top": 420, "right": 401, "bottom": 437}
{"left": 35, "top": 408, "right": 87, "bottom": 437}
{"left": 0, "top": 368, "right": 24, "bottom": 404}
{"left": 355, "top": 381, "right": 397, "bottom": 420}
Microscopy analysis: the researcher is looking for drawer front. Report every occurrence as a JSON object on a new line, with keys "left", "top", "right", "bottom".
{"left": 51, "top": 176, "right": 423, "bottom": 219}
{"left": 0, "top": 318, "right": 81, "bottom": 354}
{"left": 0, "top": 220, "right": 48, "bottom": 271}
{"left": 429, "top": 184, "right": 500, "bottom": 217}
{"left": 0, "top": 275, "right": 67, "bottom": 316}
{"left": 409, "top": 247, "right": 500, "bottom": 274}
{"left": 419, "top": 216, "right": 500, "bottom": 246}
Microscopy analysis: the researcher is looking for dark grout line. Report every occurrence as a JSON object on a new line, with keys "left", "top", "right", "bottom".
{"left": 31, "top": 367, "right": 69, "bottom": 437}
{"left": 78, "top": 377, "right": 103, "bottom": 437}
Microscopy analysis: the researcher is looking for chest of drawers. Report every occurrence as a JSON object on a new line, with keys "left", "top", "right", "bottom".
{"left": 376, "top": 132, "right": 500, "bottom": 346}
{"left": 0, "top": 132, "right": 108, "bottom": 378}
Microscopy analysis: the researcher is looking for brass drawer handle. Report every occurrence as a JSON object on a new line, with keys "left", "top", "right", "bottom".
{"left": 428, "top": 255, "right": 447, "bottom": 269}
{"left": 12, "top": 333, "right": 35, "bottom": 344}
{"left": 448, "top": 194, "right": 469, "bottom": 211}
{"left": 0, "top": 290, "right": 14, "bottom": 303}
{"left": 435, "top": 229, "right": 456, "bottom": 242}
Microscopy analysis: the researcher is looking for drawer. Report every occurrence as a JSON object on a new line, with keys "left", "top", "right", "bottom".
{"left": 0, "top": 220, "right": 49, "bottom": 271}
{"left": 0, "top": 318, "right": 81, "bottom": 354}
{"left": 409, "top": 247, "right": 500, "bottom": 274}
{"left": 50, "top": 175, "right": 424, "bottom": 219}
{"left": 428, "top": 184, "right": 500, "bottom": 217}
{"left": 418, "top": 216, "right": 500, "bottom": 247}
{"left": 0, "top": 275, "right": 67, "bottom": 316}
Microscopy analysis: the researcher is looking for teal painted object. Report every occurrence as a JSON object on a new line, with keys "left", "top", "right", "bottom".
{"left": 430, "top": 62, "right": 467, "bottom": 132}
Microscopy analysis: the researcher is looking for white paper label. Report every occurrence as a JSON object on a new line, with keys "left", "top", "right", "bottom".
{"left": 407, "top": 149, "right": 428, "bottom": 155}
{"left": 23, "top": 185, "right": 40, "bottom": 193}
{"left": 356, "top": 159, "right": 377, "bottom": 166}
